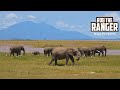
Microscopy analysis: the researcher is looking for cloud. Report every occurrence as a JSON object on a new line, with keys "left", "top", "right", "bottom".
{"left": 56, "top": 21, "right": 68, "bottom": 28}
{"left": 27, "top": 15, "right": 36, "bottom": 20}
{"left": 56, "top": 21, "right": 82, "bottom": 31}
{"left": 0, "top": 14, "right": 37, "bottom": 30}
{"left": 5, "top": 13, "right": 18, "bottom": 19}
{"left": 0, "top": 13, "right": 19, "bottom": 30}
{"left": 104, "top": 11, "right": 120, "bottom": 21}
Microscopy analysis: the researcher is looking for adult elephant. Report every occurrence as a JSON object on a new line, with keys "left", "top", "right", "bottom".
{"left": 9, "top": 45, "right": 25, "bottom": 56}
{"left": 48, "top": 47, "right": 80, "bottom": 65}
{"left": 91, "top": 45, "right": 107, "bottom": 56}
{"left": 44, "top": 47, "right": 53, "bottom": 57}
{"left": 77, "top": 47, "right": 92, "bottom": 57}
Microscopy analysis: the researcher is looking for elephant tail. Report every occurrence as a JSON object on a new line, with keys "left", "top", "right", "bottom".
{"left": 104, "top": 46, "right": 107, "bottom": 56}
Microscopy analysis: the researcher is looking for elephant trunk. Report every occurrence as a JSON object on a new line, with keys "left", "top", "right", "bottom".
{"left": 76, "top": 52, "right": 80, "bottom": 61}
{"left": 23, "top": 49, "right": 25, "bottom": 56}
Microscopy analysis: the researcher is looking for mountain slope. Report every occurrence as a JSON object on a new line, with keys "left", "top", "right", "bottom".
{"left": 0, "top": 21, "right": 93, "bottom": 40}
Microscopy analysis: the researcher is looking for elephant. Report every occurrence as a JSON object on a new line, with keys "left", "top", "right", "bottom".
{"left": 32, "top": 51, "right": 40, "bottom": 55}
{"left": 90, "top": 45, "right": 107, "bottom": 56}
{"left": 77, "top": 47, "right": 93, "bottom": 57}
{"left": 44, "top": 47, "right": 53, "bottom": 57}
{"left": 48, "top": 47, "right": 80, "bottom": 65}
{"left": 9, "top": 45, "right": 25, "bottom": 56}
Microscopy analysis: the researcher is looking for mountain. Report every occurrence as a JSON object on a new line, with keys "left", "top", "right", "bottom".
{"left": 0, "top": 21, "right": 93, "bottom": 40}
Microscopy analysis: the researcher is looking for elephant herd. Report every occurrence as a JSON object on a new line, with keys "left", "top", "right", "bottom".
{"left": 9, "top": 45, "right": 41, "bottom": 56}
{"left": 8, "top": 45, "right": 107, "bottom": 66}
{"left": 77, "top": 45, "right": 107, "bottom": 57}
{"left": 48, "top": 45, "right": 107, "bottom": 65}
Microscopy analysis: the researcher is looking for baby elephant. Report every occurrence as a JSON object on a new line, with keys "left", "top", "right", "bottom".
{"left": 32, "top": 51, "right": 40, "bottom": 55}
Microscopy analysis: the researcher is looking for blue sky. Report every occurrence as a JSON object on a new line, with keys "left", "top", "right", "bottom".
{"left": 0, "top": 11, "right": 120, "bottom": 39}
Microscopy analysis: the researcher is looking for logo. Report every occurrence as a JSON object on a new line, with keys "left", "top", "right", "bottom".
{"left": 91, "top": 17, "right": 119, "bottom": 32}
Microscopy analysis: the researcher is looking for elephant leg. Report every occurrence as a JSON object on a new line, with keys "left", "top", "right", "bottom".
{"left": 51, "top": 52, "right": 52, "bottom": 56}
{"left": 44, "top": 51, "right": 47, "bottom": 56}
{"left": 82, "top": 54, "right": 85, "bottom": 57}
{"left": 84, "top": 52, "right": 87, "bottom": 57}
{"left": 93, "top": 51, "right": 95, "bottom": 56}
{"left": 86, "top": 51, "right": 90, "bottom": 57}
{"left": 98, "top": 52, "right": 100, "bottom": 56}
{"left": 69, "top": 55, "right": 75, "bottom": 65}
{"left": 48, "top": 51, "right": 51, "bottom": 56}
{"left": 19, "top": 51, "right": 21, "bottom": 55}
{"left": 104, "top": 48, "right": 107, "bottom": 56}
{"left": 48, "top": 56, "right": 55, "bottom": 65}
{"left": 88, "top": 51, "right": 91, "bottom": 56}
{"left": 65, "top": 54, "right": 69, "bottom": 65}
{"left": 47, "top": 53, "right": 49, "bottom": 57}
{"left": 80, "top": 51, "right": 84, "bottom": 57}
{"left": 48, "top": 53, "right": 50, "bottom": 56}
{"left": 105, "top": 51, "right": 106, "bottom": 56}
{"left": 85, "top": 52, "right": 88, "bottom": 57}
{"left": 48, "top": 60, "right": 54, "bottom": 65}
{"left": 55, "top": 60, "right": 57, "bottom": 65}
{"left": 17, "top": 53, "right": 19, "bottom": 56}
{"left": 101, "top": 51, "right": 104, "bottom": 56}
{"left": 85, "top": 51, "right": 88, "bottom": 57}
{"left": 89, "top": 51, "right": 92, "bottom": 57}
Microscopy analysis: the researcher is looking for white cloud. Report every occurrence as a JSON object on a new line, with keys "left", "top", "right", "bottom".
{"left": 0, "top": 14, "right": 37, "bottom": 30}
{"left": 27, "top": 15, "right": 36, "bottom": 20}
{"left": 105, "top": 11, "right": 120, "bottom": 21}
{"left": 0, "top": 13, "right": 19, "bottom": 30}
{"left": 5, "top": 13, "right": 18, "bottom": 19}
{"left": 56, "top": 21, "right": 82, "bottom": 31}
{"left": 56, "top": 21, "right": 68, "bottom": 28}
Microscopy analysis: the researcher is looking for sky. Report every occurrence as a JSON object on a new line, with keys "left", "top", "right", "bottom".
{"left": 0, "top": 11, "right": 120, "bottom": 39}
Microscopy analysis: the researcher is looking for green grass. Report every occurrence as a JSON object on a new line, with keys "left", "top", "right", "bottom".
{"left": 0, "top": 40, "right": 120, "bottom": 49}
{"left": 0, "top": 52, "right": 120, "bottom": 79}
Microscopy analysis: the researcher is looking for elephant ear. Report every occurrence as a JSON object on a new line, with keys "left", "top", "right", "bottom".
{"left": 67, "top": 49, "right": 74, "bottom": 56}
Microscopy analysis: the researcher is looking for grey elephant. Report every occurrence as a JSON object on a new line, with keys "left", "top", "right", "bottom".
{"left": 77, "top": 47, "right": 92, "bottom": 57}
{"left": 44, "top": 47, "right": 53, "bottom": 57}
{"left": 48, "top": 47, "right": 80, "bottom": 65}
{"left": 9, "top": 45, "right": 25, "bottom": 56}
{"left": 32, "top": 51, "right": 40, "bottom": 55}
{"left": 90, "top": 45, "right": 107, "bottom": 56}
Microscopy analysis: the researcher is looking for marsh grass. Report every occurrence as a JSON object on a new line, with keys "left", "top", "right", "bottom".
{"left": 0, "top": 52, "right": 120, "bottom": 79}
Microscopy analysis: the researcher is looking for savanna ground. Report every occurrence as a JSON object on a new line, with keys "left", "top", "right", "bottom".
{"left": 0, "top": 53, "right": 120, "bottom": 79}
{"left": 0, "top": 40, "right": 120, "bottom": 79}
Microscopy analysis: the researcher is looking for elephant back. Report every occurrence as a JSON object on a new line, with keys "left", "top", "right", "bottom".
{"left": 78, "top": 47, "right": 90, "bottom": 51}
{"left": 92, "top": 45, "right": 106, "bottom": 50}
{"left": 52, "top": 47, "right": 66, "bottom": 54}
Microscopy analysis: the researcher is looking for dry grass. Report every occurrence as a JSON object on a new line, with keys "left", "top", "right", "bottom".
{"left": 0, "top": 40, "right": 120, "bottom": 49}
{"left": 0, "top": 52, "right": 120, "bottom": 79}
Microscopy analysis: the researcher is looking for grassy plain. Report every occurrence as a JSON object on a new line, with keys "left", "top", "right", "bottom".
{"left": 0, "top": 52, "right": 120, "bottom": 79}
